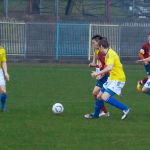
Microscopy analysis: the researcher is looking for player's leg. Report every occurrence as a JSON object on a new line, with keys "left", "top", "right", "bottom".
{"left": 96, "top": 80, "right": 129, "bottom": 120}
{"left": 93, "top": 86, "right": 108, "bottom": 112}
{"left": 0, "top": 69, "right": 7, "bottom": 112}
{"left": 84, "top": 90, "right": 104, "bottom": 119}
{"left": 92, "top": 86, "right": 100, "bottom": 97}
{"left": 101, "top": 92, "right": 129, "bottom": 120}
{"left": 144, "top": 63, "right": 150, "bottom": 76}
{"left": 0, "top": 86, "right": 7, "bottom": 112}
{"left": 137, "top": 63, "right": 150, "bottom": 92}
{"left": 94, "top": 77, "right": 109, "bottom": 116}
{"left": 142, "top": 78, "right": 150, "bottom": 95}
{"left": 100, "top": 91, "right": 128, "bottom": 111}
{"left": 137, "top": 78, "right": 148, "bottom": 92}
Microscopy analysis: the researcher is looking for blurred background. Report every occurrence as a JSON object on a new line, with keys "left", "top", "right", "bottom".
{"left": 0, "top": 0, "right": 150, "bottom": 63}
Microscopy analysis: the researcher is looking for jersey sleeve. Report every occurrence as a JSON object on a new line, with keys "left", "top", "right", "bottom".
{"left": 106, "top": 51, "right": 115, "bottom": 65}
{"left": 1, "top": 49, "right": 7, "bottom": 62}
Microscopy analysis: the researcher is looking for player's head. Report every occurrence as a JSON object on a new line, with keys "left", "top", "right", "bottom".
{"left": 98, "top": 38, "right": 109, "bottom": 53}
{"left": 92, "top": 35, "right": 106, "bottom": 49}
{"left": 147, "top": 33, "right": 150, "bottom": 41}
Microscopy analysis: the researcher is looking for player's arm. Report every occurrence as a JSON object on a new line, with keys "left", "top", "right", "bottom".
{"left": 138, "top": 49, "right": 145, "bottom": 60}
{"left": 1, "top": 50, "right": 9, "bottom": 81}
{"left": 91, "top": 53, "right": 114, "bottom": 78}
{"left": 136, "top": 57, "right": 150, "bottom": 63}
{"left": 91, "top": 64, "right": 112, "bottom": 78}
{"left": 89, "top": 50, "right": 97, "bottom": 67}
{"left": 2, "top": 62, "right": 9, "bottom": 81}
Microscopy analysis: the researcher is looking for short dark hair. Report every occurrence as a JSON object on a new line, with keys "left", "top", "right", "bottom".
{"left": 92, "top": 35, "right": 103, "bottom": 40}
{"left": 148, "top": 33, "right": 150, "bottom": 35}
{"left": 98, "top": 38, "right": 109, "bottom": 48}
{"left": 92, "top": 35, "right": 107, "bottom": 42}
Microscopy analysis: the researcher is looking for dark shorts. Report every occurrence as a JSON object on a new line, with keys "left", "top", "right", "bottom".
{"left": 144, "top": 63, "right": 150, "bottom": 76}
{"left": 96, "top": 75, "right": 109, "bottom": 88}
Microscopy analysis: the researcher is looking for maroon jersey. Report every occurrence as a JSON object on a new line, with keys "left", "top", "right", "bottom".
{"left": 141, "top": 43, "right": 150, "bottom": 58}
{"left": 97, "top": 51, "right": 105, "bottom": 70}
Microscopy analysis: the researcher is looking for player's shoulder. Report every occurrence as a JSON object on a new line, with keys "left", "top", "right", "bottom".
{"left": 142, "top": 42, "right": 149, "bottom": 48}
{"left": 0, "top": 46, "right": 6, "bottom": 54}
{"left": 108, "top": 48, "right": 116, "bottom": 55}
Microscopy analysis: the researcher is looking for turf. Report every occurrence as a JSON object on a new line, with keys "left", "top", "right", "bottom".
{"left": 0, "top": 64, "right": 150, "bottom": 150}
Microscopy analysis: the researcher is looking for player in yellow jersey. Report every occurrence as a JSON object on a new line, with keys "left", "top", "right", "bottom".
{"left": 85, "top": 38, "right": 130, "bottom": 120}
{"left": 0, "top": 46, "right": 9, "bottom": 112}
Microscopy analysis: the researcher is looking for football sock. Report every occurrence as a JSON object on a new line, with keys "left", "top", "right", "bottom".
{"left": 94, "top": 94, "right": 107, "bottom": 113}
{"left": 142, "top": 78, "right": 148, "bottom": 84}
{"left": 106, "top": 97, "right": 128, "bottom": 111}
{"left": 1, "top": 93, "right": 7, "bottom": 110}
{"left": 101, "top": 104, "right": 107, "bottom": 113}
{"left": 93, "top": 99, "right": 104, "bottom": 117}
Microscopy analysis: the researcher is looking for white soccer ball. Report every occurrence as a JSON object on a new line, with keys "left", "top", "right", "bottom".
{"left": 52, "top": 103, "right": 64, "bottom": 114}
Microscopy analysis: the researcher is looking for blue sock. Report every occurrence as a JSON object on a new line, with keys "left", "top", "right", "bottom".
{"left": 1, "top": 93, "right": 7, "bottom": 110}
{"left": 106, "top": 97, "right": 128, "bottom": 111}
{"left": 93, "top": 99, "right": 104, "bottom": 117}
{"left": 144, "top": 90, "right": 150, "bottom": 95}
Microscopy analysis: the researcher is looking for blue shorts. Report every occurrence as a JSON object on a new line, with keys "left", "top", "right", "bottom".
{"left": 96, "top": 75, "right": 109, "bottom": 88}
{"left": 145, "top": 63, "right": 150, "bottom": 76}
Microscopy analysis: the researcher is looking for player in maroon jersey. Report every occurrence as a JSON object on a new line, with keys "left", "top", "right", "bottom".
{"left": 86, "top": 35, "right": 110, "bottom": 118}
{"left": 137, "top": 33, "right": 150, "bottom": 93}
{"left": 136, "top": 56, "right": 150, "bottom": 95}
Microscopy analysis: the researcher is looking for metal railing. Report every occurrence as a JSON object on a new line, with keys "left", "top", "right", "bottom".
{"left": 0, "top": 21, "right": 150, "bottom": 62}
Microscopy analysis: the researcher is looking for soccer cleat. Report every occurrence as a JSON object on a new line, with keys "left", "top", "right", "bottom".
{"left": 1, "top": 108, "right": 7, "bottom": 112}
{"left": 84, "top": 113, "right": 99, "bottom": 119}
{"left": 99, "top": 111, "right": 110, "bottom": 117}
{"left": 121, "top": 108, "right": 130, "bottom": 120}
{"left": 136, "top": 81, "right": 142, "bottom": 93}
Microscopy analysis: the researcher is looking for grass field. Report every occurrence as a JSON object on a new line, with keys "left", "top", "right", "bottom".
{"left": 0, "top": 64, "right": 150, "bottom": 150}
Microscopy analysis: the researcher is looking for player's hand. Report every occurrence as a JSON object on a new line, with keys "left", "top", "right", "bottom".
{"left": 136, "top": 60, "right": 143, "bottom": 63}
{"left": 136, "top": 59, "right": 148, "bottom": 64}
{"left": 91, "top": 71, "right": 97, "bottom": 78}
{"left": 96, "top": 75, "right": 102, "bottom": 80}
{"left": 144, "top": 62, "right": 148, "bottom": 65}
{"left": 5, "top": 73, "right": 10, "bottom": 81}
{"left": 98, "top": 62, "right": 102, "bottom": 69}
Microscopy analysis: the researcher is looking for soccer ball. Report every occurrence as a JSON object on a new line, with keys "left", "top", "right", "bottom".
{"left": 52, "top": 103, "right": 64, "bottom": 114}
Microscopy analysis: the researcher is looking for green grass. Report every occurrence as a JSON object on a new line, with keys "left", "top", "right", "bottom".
{"left": 0, "top": 64, "right": 150, "bottom": 150}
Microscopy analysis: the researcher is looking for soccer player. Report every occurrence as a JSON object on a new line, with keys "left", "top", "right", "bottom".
{"left": 136, "top": 57, "right": 150, "bottom": 94}
{"left": 137, "top": 33, "right": 150, "bottom": 92}
{"left": 88, "top": 35, "right": 109, "bottom": 117}
{"left": 0, "top": 46, "right": 9, "bottom": 112}
{"left": 84, "top": 38, "right": 130, "bottom": 120}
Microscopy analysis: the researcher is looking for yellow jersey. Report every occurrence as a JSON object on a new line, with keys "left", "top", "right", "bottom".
{"left": 95, "top": 49, "right": 99, "bottom": 65}
{"left": 105, "top": 48, "right": 126, "bottom": 82}
{"left": 0, "top": 47, "right": 7, "bottom": 66}
{"left": 95, "top": 49, "right": 99, "bottom": 55}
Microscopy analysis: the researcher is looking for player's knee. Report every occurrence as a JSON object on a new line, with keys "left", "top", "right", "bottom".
{"left": 0, "top": 87, "right": 6, "bottom": 93}
{"left": 142, "top": 87, "right": 148, "bottom": 92}
{"left": 100, "top": 95, "right": 107, "bottom": 101}
{"left": 92, "top": 88, "right": 99, "bottom": 96}
{"left": 92, "top": 90, "right": 97, "bottom": 97}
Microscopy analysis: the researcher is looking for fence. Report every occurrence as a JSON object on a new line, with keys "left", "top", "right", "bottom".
{"left": 1, "top": 0, "right": 150, "bottom": 22}
{"left": 0, "top": 21, "right": 150, "bottom": 62}
{"left": 89, "top": 23, "right": 150, "bottom": 60}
